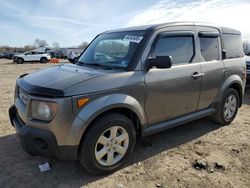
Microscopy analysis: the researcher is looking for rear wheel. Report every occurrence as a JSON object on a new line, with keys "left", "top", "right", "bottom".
{"left": 212, "top": 88, "right": 239, "bottom": 125}
{"left": 78, "top": 113, "right": 136, "bottom": 175}
{"left": 17, "top": 58, "right": 24, "bottom": 64}
{"left": 40, "top": 57, "right": 48, "bottom": 63}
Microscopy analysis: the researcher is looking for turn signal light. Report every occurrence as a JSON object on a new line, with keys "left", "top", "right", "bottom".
{"left": 77, "top": 98, "right": 89, "bottom": 108}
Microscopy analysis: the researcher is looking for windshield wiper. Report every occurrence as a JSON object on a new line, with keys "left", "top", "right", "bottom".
{"left": 77, "top": 62, "right": 112, "bottom": 70}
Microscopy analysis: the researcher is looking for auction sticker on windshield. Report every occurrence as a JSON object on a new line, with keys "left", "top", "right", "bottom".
{"left": 123, "top": 35, "right": 143, "bottom": 43}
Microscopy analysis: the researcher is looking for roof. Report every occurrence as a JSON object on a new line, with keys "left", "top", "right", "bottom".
{"left": 105, "top": 22, "right": 195, "bottom": 33}
{"left": 104, "top": 21, "right": 241, "bottom": 35}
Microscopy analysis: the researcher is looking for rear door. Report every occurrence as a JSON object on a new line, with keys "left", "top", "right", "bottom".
{"left": 144, "top": 28, "right": 202, "bottom": 125}
{"left": 33, "top": 51, "right": 42, "bottom": 61}
{"left": 195, "top": 26, "right": 225, "bottom": 109}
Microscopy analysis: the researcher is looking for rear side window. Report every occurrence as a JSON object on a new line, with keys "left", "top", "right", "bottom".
{"left": 152, "top": 36, "right": 194, "bottom": 65}
{"left": 223, "top": 34, "right": 243, "bottom": 59}
{"left": 199, "top": 37, "right": 219, "bottom": 61}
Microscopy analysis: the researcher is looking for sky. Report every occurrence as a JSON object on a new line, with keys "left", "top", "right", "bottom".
{"left": 0, "top": 0, "right": 250, "bottom": 47}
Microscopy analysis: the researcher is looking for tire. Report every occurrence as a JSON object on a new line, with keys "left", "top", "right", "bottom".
{"left": 212, "top": 88, "right": 239, "bottom": 125}
{"left": 40, "top": 57, "right": 48, "bottom": 63}
{"left": 78, "top": 113, "right": 136, "bottom": 175}
{"left": 17, "top": 58, "right": 24, "bottom": 64}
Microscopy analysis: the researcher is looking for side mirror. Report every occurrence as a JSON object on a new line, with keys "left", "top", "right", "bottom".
{"left": 147, "top": 56, "right": 172, "bottom": 70}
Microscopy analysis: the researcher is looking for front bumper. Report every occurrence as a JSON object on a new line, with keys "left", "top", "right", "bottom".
{"left": 9, "top": 105, "right": 77, "bottom": 160}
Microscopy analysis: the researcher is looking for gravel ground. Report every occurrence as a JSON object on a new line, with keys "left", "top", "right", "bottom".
{"left": 0, "top": 59, "right": 249, "bottom": 188}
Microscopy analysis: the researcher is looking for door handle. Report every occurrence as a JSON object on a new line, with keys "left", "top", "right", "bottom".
{"left": 192, "top": 72, "right": 205, "bottom": 79}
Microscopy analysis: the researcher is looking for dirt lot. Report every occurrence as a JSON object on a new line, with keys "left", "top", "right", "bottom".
{"left": 0, "top": 59, "right": 249, "bottom": 188}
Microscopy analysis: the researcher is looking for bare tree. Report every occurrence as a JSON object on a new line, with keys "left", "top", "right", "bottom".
{"left": 78, "top": 41, "right": 88, "bottom": 49}
{"left": 0, "top": 45, "right": 11, "bottom": 52}
{"left": 24, "top": 45, "right": 35, "bottom": 51}
{"left": 34, "top": 39, "right": 48, "bottom": 48}
{"left": 52, "top": 42, "right": 60, "bottom": 49}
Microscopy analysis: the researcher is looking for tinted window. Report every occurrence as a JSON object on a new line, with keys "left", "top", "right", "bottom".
{"left": 152, "top": 36, "right": 194, "bottom": 65}
{"left": 32, "top": 51, "right": 44, "bottom": 55}
{"left": 223, "top": 34, "right": 243, "bottom": 59}
{"left": 199, "top": 37, "right": 219, "bottom": 61}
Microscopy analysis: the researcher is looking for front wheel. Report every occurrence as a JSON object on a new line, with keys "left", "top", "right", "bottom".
{"left": 212, "top": 88, "right": 239, "bottom": 125}
{"left": 17, "top": 58, "right": 24, "bottom": 64}
{"left": 78, "top": 113, "right": 136, "bottom": 175}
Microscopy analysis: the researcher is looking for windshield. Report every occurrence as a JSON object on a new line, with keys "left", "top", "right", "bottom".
{"left": 78, "top": 31, "right": 145, "bottom": 69}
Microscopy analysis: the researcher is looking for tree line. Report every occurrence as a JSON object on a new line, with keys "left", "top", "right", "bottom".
{"left": 0, "top": 39, "right": 88, "bottom": 52}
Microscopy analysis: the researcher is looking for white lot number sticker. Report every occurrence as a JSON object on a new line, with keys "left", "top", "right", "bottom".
{"left": 123, "top": 35, "right": 143, "bottom": 43}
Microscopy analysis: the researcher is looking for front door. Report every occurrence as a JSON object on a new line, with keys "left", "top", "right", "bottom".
{"left": 145, "top": 31, "right": 202, "bottom": 125}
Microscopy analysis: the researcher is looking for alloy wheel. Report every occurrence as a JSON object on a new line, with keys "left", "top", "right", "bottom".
{"left": 224, "top": 95, "right": 237, "bottom": 120}
{"left": 95, "top": 126, "right": 129, "bottom": 166}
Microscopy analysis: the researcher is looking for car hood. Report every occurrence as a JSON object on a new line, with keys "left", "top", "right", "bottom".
{"left": 18, "top": 64, "right": 105, "bottom": 97}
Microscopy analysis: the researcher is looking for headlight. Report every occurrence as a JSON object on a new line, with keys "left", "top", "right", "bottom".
{"left": 31, "top": 100, "right": 57, "bottom": 121}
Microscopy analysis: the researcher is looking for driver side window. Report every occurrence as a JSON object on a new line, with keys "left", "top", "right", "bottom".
{"left": 151, "top": 35, "right": 194, "bottom": 65}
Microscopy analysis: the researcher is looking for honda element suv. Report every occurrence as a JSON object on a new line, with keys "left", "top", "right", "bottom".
{"left": 9, "top": 22, "right": 246, "bottom": 175}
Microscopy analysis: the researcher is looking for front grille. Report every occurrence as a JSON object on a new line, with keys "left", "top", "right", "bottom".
{"left": 18, "top": 88, "right": 28, "bottom": 105}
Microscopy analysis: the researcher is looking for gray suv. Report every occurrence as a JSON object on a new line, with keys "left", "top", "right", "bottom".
{"left": 9, "top": 22, "right": 246, "bottom": 175}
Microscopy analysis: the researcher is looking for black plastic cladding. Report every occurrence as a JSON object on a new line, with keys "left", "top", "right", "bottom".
{"left": 18, "top": 78, "right": 64, "bottom": 98}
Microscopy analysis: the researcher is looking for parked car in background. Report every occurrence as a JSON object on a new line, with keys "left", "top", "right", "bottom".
{"left": 0, "top": 52, "right": 4, "bottom": 58}
{"left": 245, "top": 55, "right": 250, "bottom": 85}
{"left": 47, "top": 50, "right": 66, "bottom": 59}
{"left": 9, "top": 22, "right": 246, "bottom": 175}
{"left": 13, "top": 51, "right": 51, "bottom": 64}
{"left": 52, "top": 48, "right": 83, "bottom": 60}
{"left": 6, "top": 52, "right": 16, "bottom": 59}
{"left": 36, "top": 47, "right": 51, "bottom": 53}
{"left": 1, "top": 51, "right": 15, "bottom": 59}
{"left": 67, "top": 50, "right": 81, "bottom": 63}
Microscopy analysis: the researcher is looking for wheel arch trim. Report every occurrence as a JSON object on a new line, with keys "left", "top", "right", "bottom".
{"left": 214, "top": 75, "right": 244, "bottom": 107}
{"left": 71, "top": 94, "right": 147, "bottom": 146}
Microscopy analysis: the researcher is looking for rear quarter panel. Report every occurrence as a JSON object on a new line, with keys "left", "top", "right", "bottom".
{"left": 214, "top": 57, "right": 246, "bottom": 105}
